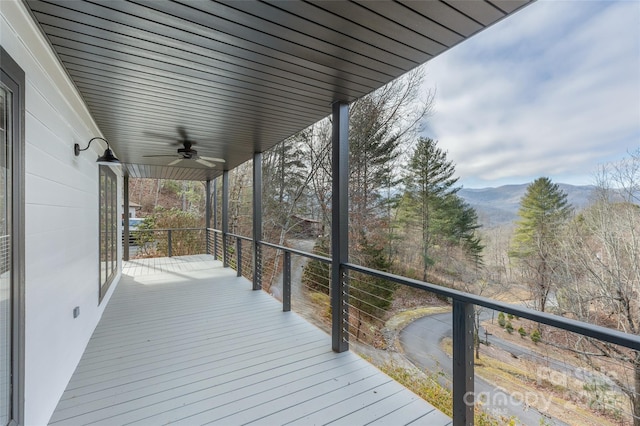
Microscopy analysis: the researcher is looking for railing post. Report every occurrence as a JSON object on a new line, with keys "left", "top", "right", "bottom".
{"left": 453, "top": 300, "right": 474, "bottom": 426}
{"left": 255, "top": 244, "right": 262, "bottom": 290}
{"left": 167, "top": 229, "right": 172, "bottom": 257}
{"left": 236, "top": 238, "right": 242, "bottom": 277}
{"left": 283, "top": 251, "right": 291, "bottom": 312}
{"left": 123, "top": 174, "right": 130, "bottom": 261}
{"left": 252, "top": 152, "right": 263, "bottom": 291}
{"left": 205, "top": 179, "right": 211, "bottom": 254}
{"left": 222, "top": 171, "right": 229, "bottom": 268}
{"left": 213, "top": 179, "right": 218, "bottom": 260}
{"left": 331, "top": 101, "right": 349, "bottom": 353}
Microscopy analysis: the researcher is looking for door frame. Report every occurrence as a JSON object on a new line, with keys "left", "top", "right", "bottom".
{"left": 1, "top": 46, "right": 25, "bottom": 426}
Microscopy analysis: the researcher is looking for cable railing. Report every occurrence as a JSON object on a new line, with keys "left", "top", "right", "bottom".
{"left": 344, "top": 263, "right": 640, "bottom": 425}
{"left": 209, "top": 232, "right": 640, "bottom": 426}
{"left": 125, "top": 228, "right": 206, "bottom": 258}
{"left": 260, "top": 240, "right": 331, "bottom": 313}
{"left": 127, "top": 228, "right": 640, "bottom": 425}
{"left": 226, "top": 232, "right": 254, "bottom": 281}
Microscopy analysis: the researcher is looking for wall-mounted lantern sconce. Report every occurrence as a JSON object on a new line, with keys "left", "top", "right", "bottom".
{"left": 74, "top": 137, "right": 120, "bottom": 163}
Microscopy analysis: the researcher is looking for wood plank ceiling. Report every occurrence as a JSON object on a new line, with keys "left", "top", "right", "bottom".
{"left": 25, "top": 0, "right": 532, "bottom": 181}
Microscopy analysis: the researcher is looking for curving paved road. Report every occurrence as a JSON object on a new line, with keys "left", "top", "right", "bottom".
{"left": 401, "top": 312, "right": 569, "bottom": 425}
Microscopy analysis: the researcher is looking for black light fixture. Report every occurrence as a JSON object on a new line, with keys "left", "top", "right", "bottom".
{"left": 74, "top": 137, "right": 120, "bottom": 163}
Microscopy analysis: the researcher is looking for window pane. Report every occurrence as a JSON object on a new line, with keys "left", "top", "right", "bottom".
{"left": 99, "top": 166, "right": 117, "bottom": 301}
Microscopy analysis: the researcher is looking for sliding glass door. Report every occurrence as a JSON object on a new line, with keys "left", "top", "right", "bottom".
{"left": 1, "top": 46, "right": 23, "bottom": 426}
{"left": 0, "top": 76, "right": 12, "bottom": 426}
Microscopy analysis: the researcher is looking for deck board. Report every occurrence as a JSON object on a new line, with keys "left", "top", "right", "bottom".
{"left": 49, "top": 255, "right": 449, "bottom": 425}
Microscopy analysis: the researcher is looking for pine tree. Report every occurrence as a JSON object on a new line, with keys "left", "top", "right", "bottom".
{"left": 510, "top": 177, "right": 571, "bottom": 312}
{"left": 402, "top": 137, "right": 481, "bottom": 280}
{"left": 349, "top": 232, "right": 396, "bottom": 342}
{"left": 262, "top": 135, "right": 308, "bottom": 235}
{"left": 438, "top": 193, "right": 484, "bottom": 266}
{"left": 349, "top": 96, "right": 402, "bottom": 237}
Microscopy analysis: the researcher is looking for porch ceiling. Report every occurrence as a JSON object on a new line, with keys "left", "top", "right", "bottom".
{"left": 26, "top": 0, "right": 531, "bottom": 181}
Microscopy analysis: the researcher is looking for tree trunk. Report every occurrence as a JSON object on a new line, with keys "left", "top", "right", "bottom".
{"left": 154, "top": 179, "right": 162, "bottom": 208}
{"left": 181, "top": 182, "right": 187, "bottom": 211}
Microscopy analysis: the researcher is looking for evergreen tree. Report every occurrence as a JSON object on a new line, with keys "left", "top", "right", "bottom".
{"left": 438, "top": 193, "right": 484, "bottom": 266}
{"left": 262, "top": 135, "right": 308, "bottom": 236}
{"left": 350, "top": 232, "right": 396, "bottom": 342}
{"left": 349, "top": 96, "right": 402, "bottom": 235}
{"left": 510, "top": 177, "right": 571, "bottom": 312}
{"left": 402, "top": 137, "right": 481, "bottom": 280}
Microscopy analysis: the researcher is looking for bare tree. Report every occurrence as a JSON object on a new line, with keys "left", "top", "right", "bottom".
{"left": 228, "top": 161, "right": 253, "bottom": 236}
{"left": 556, "top": 149, "right": 640, "bottom": 425}
{"left": 349, "top": 69, "right": 433, "bottom": 249}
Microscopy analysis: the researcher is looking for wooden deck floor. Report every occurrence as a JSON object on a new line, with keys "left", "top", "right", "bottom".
{"left": 49, "top": 255, "right": 451, "bottom": 425}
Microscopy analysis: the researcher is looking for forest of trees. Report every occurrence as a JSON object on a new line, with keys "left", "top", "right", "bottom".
{"left": 126, "top": 66, "right": 639, "bottom": 424}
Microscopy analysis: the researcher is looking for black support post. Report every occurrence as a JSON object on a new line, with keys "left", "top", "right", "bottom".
{"left": 252, "top": 152, "right": 263, "bottom": 291}
{"left": 236, "top": 238, "right": 242, "bottom": 277}
{"left": 123, "top": 175, "right": 130, "bottom": 261}
{"left": 222, "top": 171, "right": 229, "bottom": 268}
{"left": 213, "top": 178, "right": 218, "bottom": 260}
{"left": 205, "top": 179, "right": 211, "bottom": 254}
{"left": 453, "top": 300, "right": 475, "bottom": 426}
{"left": 331, "top": 101, "right": 349, "bottom": 353}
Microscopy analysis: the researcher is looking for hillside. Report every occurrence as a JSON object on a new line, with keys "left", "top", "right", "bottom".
{"left": 459, "top": 183, "right": 596, "bottom": 227}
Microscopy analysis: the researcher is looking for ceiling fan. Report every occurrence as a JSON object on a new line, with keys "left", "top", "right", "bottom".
{"left": 143, "top": 127, "right": 225, "bottom": 168}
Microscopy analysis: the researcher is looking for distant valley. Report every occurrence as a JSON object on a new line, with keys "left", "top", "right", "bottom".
{"left": 458, "top": 183, "right": 596, "bottom": 227}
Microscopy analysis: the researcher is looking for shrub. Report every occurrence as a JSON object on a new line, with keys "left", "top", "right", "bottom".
{"left": 531, "top": 329, "right": 541, "bottom": 343}
{"left": 507, "top": 313, "right": 514, "bottom": 320}
{"left": 505, "top": 321, "right": 514, "bottom": 334}
{"left": 497, "top": 312, "right": 506, "bottom": 327}
{"left": 518, "top": 327, "right": 527, "bottom": 338}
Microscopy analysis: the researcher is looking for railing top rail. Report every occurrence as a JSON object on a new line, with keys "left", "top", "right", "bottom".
{"left": 259, "top": 240, "right": 332, "bottom": 264}
{"left": 206, "top": 230, "right": 640, "bottom": 351}
{"left": 226, "top": 232, "right": 253, "bottom": 242}
{"left": 208, "top": 228, "right": 222, "bottom": 234}
{"left": 345, "top": 262, "right": 640, "bottom": 351}
{"left": 134, "top": 227, "right": 206, "bottom": 232}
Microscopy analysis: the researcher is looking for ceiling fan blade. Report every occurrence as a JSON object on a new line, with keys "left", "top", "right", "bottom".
{"left": 177, "top": 126, "right": 188, "bottom": 141}
{"left": 196, "top": 159, "right": 216, "bottom": 168}
{"left": 168, "top": 158, "right": 184, "bottom": 166}
{"left": 142, "top": 154, "right": 180, "bottom": 158}
{"left": 199, "top": 156, "right": 225, "bottom": 163}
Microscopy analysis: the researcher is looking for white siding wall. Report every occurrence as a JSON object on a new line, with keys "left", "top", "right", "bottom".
{"left": 1, "top": 2, "right": 122, "bottom": 424}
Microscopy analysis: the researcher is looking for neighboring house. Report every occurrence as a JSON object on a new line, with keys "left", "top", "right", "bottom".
{"left": 0, "top": 1, "right": 540, "bottom": 424}
{"left": 290, "top": 215, "right": 323, "bottom": 239}
{"left": 124, "top": 202, "right": 142, "bottom": 219}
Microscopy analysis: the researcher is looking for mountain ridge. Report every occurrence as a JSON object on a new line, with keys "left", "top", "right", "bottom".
{"left": 458, "top": 183, "right": 596, "bottom": 227}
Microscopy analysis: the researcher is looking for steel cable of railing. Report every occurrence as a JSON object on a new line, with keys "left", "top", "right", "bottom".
{"left": 127, "top": 228, "right": 207, "bottom": 258}
{"left": 300, "top": 275, "right": 330, "bottom": 293}
{"left": 209, "top": 231, "right": 640, "bottom": 425}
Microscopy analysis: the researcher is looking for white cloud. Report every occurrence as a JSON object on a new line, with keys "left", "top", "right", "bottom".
{"left": 421, "top": 0, "right": 640, "bottom": 188}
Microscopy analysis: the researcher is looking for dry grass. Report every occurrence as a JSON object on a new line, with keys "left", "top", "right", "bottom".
{"left": 441, "top": 338, "right": 629, "bottom": 426}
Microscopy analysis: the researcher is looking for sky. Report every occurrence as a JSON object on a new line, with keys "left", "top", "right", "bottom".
{"left": 419, "top": 0, "right": 640, "bottom": 189}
